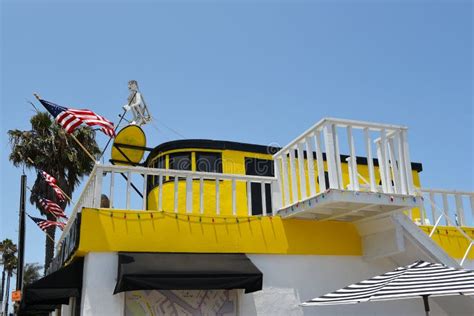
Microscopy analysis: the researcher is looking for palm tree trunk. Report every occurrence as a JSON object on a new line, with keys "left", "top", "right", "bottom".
{"left": 3, "top": 273, "right": 10, "bottom": 316}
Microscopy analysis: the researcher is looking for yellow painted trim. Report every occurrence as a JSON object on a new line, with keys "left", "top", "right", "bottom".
{"left": 77, "top": 208, "right": 362, "bottom": 256}
{"left": 419, "top": 225, "right": 474, "bottom": 259}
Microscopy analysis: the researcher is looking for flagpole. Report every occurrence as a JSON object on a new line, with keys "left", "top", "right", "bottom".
{"left": 26, "top": 157, "right": 73, "bottom": 202}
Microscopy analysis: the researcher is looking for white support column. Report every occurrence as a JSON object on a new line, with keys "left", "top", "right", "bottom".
{"left": 93, "top": 171, "right": 103, "bottom": 208}
{"left": 332, "top": 124, "right": 343, "bottom": 188}
{"left": 364, "top": 128, "right": 376, "bottom": 192}
{"left": 401, "top": 130, "right": 415, "bottom": 194}
{"left": 455, "top": 194, "right": 465, "bottom": 226}
{"left": 158, "top": 175, "right": 163, "bottom": 211}
{"left": 273, "top": 158, "right": 283, "bottom": 211}
{"left": 199, "top": 177, "right": 204, "bottom": 214}
{"left": 323, "top": 124, "right": 339, "bottom": 189}
{"left": 126, "top": 171, "right": 131, "bottom": 209}
{"left": 395, "top": 131, "right": 408, "bottom": 194}
{"left": 376, "top": 141, "right": 387, "bottom": 193}
{"left": 305, "top": 135, "right": 317, "bottom": 196}
{"left": 315, "top": 130, "right": 326, "bottom": 193}
{"left": 470, "top": 195, "right": 474, "bottom": 221}
{"left": 109, "top": 172, "right": 115, "bottom": 208}
{"left": 280, "top": 156, "right": 290, "bottom": 207}
{"left": 81, "top": 253, "right": 124, "bottom": 316}
{"left": 289, "top": 148, "right": 299, "bottom": 202}
{"left": 347, "top": 126, "right": 359, "bottom": 191}
{"left": 442, "top": 193, "right": 450, "bottom": 226}
{"left": 185, "top": 176, "right": 193, "bottom": 213}
{"left": 261, "top": 182, "right": 267, "bottom": 216}
{"left": 388, "top": 137, "right": 401, "bottom": 194}
{"left": 174, "top": 177, "right": 179, "bottom": 213}
{"left": 296, "top": 142, "right": 307, "bottom": 199}
{"left": 380, "top": 129, "right": 393, "bottom": 194}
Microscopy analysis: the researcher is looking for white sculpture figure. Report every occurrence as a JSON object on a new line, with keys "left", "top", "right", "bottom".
{"left": 123, "top": 80, "right": 151, "bottom": 126}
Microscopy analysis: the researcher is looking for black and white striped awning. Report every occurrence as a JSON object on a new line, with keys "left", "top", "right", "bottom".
{"left": 302, "top": 261, "right": 474, "bottom": 306}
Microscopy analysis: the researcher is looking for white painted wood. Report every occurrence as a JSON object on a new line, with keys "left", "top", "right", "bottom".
{"left": 158, "top": 175, "right": 163, "bottom": 211}
{"left": 364, "top": 128, "right": 376, "bottom": 192}
{"left": 232, "top": 179, "right": 236, "bottom": 216}
{"left": 174, "top": 177, "right": 179, "bottom": 213}
{"left": 247, "top": 181, "right": 252, "bottom": 216}
{"left": 347, "top": 126, "right": 359, "bottom": 191}
{"left": 442, "top": 193, "right": 449, "bottom": 227}
{"left": 261, "top": 181, "right": 267, "bottom": 216}
{"left": 289, "top": 148, "right": 299, "bottom": 202}
{"left": 280, "top": 157, "right": 290, "bottom": 206}
{"left": 273, "top": 158, "right": 283, "bottom": 210}
{"left": 376, "top": 142, "right": 387, "bottom": 193}
{"left": 455, "top": 194, "right": 465, "bottom": 226}
{"left": 380, "top": 129, "right": 393, "bottom": 194}
{"left": 429, "top": 192, "right": 436, "bottom": 225}
{"left": 314, "top": 130, "right": 326, "bottom": 193}
{"left": 305, "top": 135, "right": 317, "bottom": 196}
{"left": 332, "top": 124, "right": 343, "bottom": 189}
{"left": 395, "top": 131, "right": 408, "bottom": 194}
{"left": 109, "top": 172, "right": 114, "bottom": 208}
{"left": 296, "top": 142, "right": 307, "bottom": 199}
{"left": 93, "top": 171, "right": 103, "bottom": 208}
{"left": 388, "top": 137, "right": 401, "bottom": 194}
{"left": 199, "top": 177, "right": 204, "bottom": 214}
{"left": 323, "top": 124, "right": 338, "bottom": 189}
{"left": 401, "top": 130, "right": 415, "bottom": 194}
{"left": 215, "top": 178, "right": 220, "bottom": 215}
{"left": 142, "top": 173, "right": 147, "bottom": 210}
{"left": 470, "top": 195, "right": 474, "bottom": 220}
{"left": 186, "top": 176, "right": 193, "bottom": 213}
{"left": 126, "top": 171, "right": 131, "bottom": 209}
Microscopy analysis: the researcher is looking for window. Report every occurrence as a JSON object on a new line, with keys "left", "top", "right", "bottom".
{"left": 196, "top": 152, "right": 222, "bottom": 173}
{"left": 245, "top": 158, "right": 274, "bottom": 215}
{"left": 169, "top": 152, "right": 192, "bottom": 171}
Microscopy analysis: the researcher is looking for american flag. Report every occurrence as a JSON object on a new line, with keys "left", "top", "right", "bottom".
{"left": 38, "top": 98, "right": 115, "bottom": 137}
{"left": 38, "top": 170, "right": 66, "bottom": 202}
{"left": 28, "top": 215, "right": 66, "bottom": 232}
{"left": 39, "top": 198, "right": 68, "bottom": 220}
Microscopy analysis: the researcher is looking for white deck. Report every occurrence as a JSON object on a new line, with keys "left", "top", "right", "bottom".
{"left": 276, "top": 189, "right": 421, "bottom": 221}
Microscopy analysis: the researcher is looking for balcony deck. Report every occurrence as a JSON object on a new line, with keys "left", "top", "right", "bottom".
{"left": 276, "top": 189, "right": 421, "bottom": 221}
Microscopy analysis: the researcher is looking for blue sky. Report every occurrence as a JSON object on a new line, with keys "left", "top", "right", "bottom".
{"left": 0, "top": 0, "right": 472, "bottom": 287}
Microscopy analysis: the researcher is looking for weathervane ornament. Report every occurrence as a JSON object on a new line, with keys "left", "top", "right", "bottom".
{"left": 123, "top": 80, "right": 151, "bottom": 126}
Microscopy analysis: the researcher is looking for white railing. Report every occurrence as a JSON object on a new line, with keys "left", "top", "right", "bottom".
{"left": 273, "top": 118, "right": 415, "bottom": 208}
{"left": 416, "top": 189, "right": 474, "bottom": 266}
{"left": 57, "top": 164, "right": 278, "bottom": 247}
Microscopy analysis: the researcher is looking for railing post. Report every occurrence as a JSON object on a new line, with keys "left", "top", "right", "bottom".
{"left": 261, "top": 181, "right": 267, "bottom": 216}
{"left": 429, "top": 192, "right": 436, "bottom": 225}
{"left": 297, "top": 142, "right": 307, "bottom": 199}
{"left": 323, "top": 123, "right": 339, "bottom": 189}
{"left": 380, "top": 129, "right": 393, "bottom": 194}
{"left": 109, "top": 171, "right": 115, "bottom": 209}
{"left": 93, "top": 169, "right": 102, "bottom": 208}
{"left": 142, "top": 173, "right": 147, "bottom": 210}
{"left": 364, "top": 128, "right": 376, "bottom": 192}
{"left": 396, "top": 131, "right": 408, "bottom": 194}
{"left": 442, "top": 193, "right": 449, "bottom": 226}
{"left": 347, "top": 126, "right": 359, "bottom": 191}
{"left": 231, "top": 179, "right": 236, "bottom": 216}
{"left": 401, "top": 130, "right": 415, "bottom": 194}
{"left": 455, "top": 194, "right": 465, "bottom": 226}
{"left": 376, "top": 141, "right": 387, "bottom": 193}
{"left": 332, "top": 124, "right": 343, "bottom": 188}
{"left": 199, "top": 177, "right": 204, "bottom": 214}
{"left": 174, "top": 177, "right": 179, "bottom": 213}
{"left": 388, "top": 137, "right": 401, "bottom": 194}
{"left": 280, "top": 156, "right": 290, "bottom": 207}
{"left": 305, "top": 135, "right": 317, "bottom": 196}
{"left": 315, "top": 130, "right": 326, "bottom": 193}
{"left": 186, "top": 176, "right": 193, "bottom": 213}
{"left": 247, "top": 181, "right": 252, "bottom": 216}
{"left": 289, "top": 148, "right": 299, "bottom": 202}
{"left": 215, "top": 177, "right": 220, "bottom": 215}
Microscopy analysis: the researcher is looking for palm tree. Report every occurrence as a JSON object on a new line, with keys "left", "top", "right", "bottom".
{"left": 1, "top": 239, "right": 18, "bottom": 316}
{"left": 23, "top": 263, "right": 43, "bottom": 285}
{"left": 8, "top": 111, "right": 100, "bottom": 272}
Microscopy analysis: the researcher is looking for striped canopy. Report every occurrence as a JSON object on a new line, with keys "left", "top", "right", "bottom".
{"left": 302, "top": 261, "right": 474, "bottom": 306}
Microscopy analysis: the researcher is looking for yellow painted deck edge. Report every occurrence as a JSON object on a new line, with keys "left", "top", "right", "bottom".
{"left": 77, "top": 208, "right": 362, "bottom": 256}
{"left": 419, "top": 225, "right": 474, "bottom": 259}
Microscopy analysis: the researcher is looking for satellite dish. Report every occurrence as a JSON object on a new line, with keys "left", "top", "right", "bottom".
{"left": 111, "top": 125, "right": 147, "bottom": 166}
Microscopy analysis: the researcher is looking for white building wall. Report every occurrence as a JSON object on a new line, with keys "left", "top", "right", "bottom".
{"left": 80, "top": 252, "right": 124, "bottom": 316}
{"left": 241, "top": 254, "right": 451, "bottom": 316}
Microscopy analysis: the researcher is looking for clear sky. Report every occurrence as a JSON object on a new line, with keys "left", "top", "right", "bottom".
{"left": 0, "top": 0, "right": 472, "bottom": 292}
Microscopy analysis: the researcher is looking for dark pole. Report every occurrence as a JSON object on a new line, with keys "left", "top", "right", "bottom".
{"left": 16, "top": 174, "right": 27, "bottom": 292}
{"left": 422, "top": 295, "right": 430, "bottom": 316}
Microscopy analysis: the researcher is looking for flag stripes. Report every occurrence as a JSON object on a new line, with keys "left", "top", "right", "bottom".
{"left": 39, "top": 198, "right": 68, "bottom": 219}
{"left": 39, "top": 170, "right": 66, "bottom": 202}
{"left": 38, "top": 98, "right": 115, "bottom": 137}
{"left": 302, "top": 261, "right": 474, "bottom": 306}
{"left": 28, "top": 215, "right": 65, "bottom": 232}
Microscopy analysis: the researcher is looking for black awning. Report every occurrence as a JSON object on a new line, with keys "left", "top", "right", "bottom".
{"left": 114, "top": 253, "right": 263, "bottom": 294}
{"left": 22, "top": 258, "right": 84, "bottom": 306}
